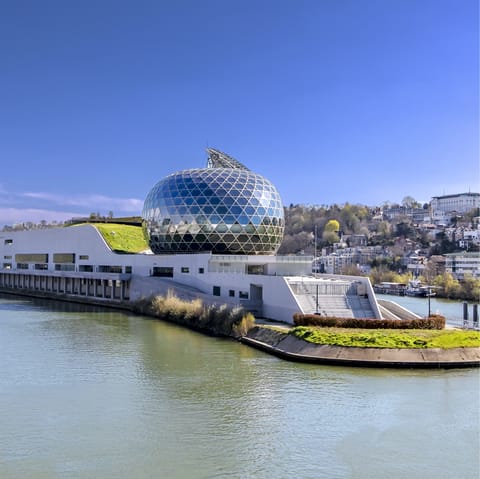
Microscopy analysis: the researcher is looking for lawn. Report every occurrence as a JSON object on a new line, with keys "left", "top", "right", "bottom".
{"left": 291, "top": 326, "right": 480, "bottom": 349}
{"left": 91, "top": 223, "right": 149, "bottom": 253}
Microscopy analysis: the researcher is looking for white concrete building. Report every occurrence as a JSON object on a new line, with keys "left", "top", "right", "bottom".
{"left": 431, "top": 193, "right": 480, "bottom": 215}
{"left": 0, "top": 148, "right": 388, "bottom": 324}
{"left": 444, "top": 252, "right": 480, "bottom": 280}
{"left": 0, "top": 225, "right": 382, "bottom": 323}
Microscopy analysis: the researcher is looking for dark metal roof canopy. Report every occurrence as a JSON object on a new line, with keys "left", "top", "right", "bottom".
{"left": 206, "top": 147, "right": 249, "bottom": 170}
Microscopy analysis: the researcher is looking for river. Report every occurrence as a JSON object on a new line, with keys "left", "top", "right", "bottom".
{"left": 0, "top": 293, "right": 478, "bottom": 479}
{"left": 377, "top": 293, "right": 479, "bottom": 328}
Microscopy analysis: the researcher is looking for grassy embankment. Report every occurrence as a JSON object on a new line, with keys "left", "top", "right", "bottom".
{"left": 90, "top": 223, "right": 149, "bottom": 253}
{"left": 289, "top": 326, "right": 480, "bottom": 349}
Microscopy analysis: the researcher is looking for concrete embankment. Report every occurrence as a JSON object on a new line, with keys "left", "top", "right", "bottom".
{"left": 241, "top": 326, "right": 480, "bottom": 369}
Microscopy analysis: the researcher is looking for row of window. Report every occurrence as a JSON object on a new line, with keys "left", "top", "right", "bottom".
{"left": 1, "top": 263, "right": 131, "bottom": 274}
{"left": 213, "top": 285, "right": 249, "bottom": 299}
{"left": 152, "top": 266, "right": 205, "bottom": 277}
{"left": 3, "top": 252, "right": 90, "bottom": 262}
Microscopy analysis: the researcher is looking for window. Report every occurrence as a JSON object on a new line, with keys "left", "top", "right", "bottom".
{"left": 125, "top": 266, "right": 132, "bottom": 273}
{"left": 98, "top": 265, "right": 122, "bottom": 273}
{"left": 2, "top": 263, "right": 12, "bottom": 269}
{"left": 152, "top": 267, "right": 173, "bottom": 277}
{"left": 229, "top": 290, "right": 235, "bottom": 297}
{"left": 53, "top": 253, "right": 75, "bottom": 264}
{"left": 3, "top": 255, "right": 12, "bottom": 259}
{"left": 4, "top": 239, "right": 13, "bottom": 245}
{"left": 198, "top": 267, "right": 204, "bottom": 274}
{"left": 17, "top": 263, "right": 28, "bottom": 270}
{"left": 247, "top": 264, "right": 265, "bottom": 275}
{"left": 239, "top": 291, "right": 249, "bottom": 299}
{"left": 16, "top": 253, "right": 48, "bottom": 263}
{"left": 213, "top": 286, "right": 221, "bottom": 296}
{"left": 181, "top": 267, "right": 189, "bottom": 273}
{"left": 79, "top": 255, "right": 89, "bottom": 260}
{"left": 79, "top": 265, "right": 94, "bottom": 272}
{"left": 55, "top": 264, "right": 75, "bottom": 271}
{"left": 34, "top": 264, "right": 48, "bottom": 270}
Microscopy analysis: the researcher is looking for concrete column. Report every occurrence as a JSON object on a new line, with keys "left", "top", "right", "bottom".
{"left": 463, "top": 302, "right": 468, "bottom": 328}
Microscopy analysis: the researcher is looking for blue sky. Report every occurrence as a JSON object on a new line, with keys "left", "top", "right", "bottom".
{"left": 1, "top": 0, "right": 478, "bottom": 225}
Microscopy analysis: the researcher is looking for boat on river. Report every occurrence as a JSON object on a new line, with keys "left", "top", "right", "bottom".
{"left": 373, "top": 282, "right": 407, "bottom": 296}
{"left": 405, "top": 280, "right": 436, "bottom": 297}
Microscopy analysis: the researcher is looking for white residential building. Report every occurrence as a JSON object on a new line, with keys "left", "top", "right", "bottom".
{"left": 444, "top": 252, "right": 480, "bottom": 280}
{"left": 431, "top": 193, "right": 480, "bottom": 215}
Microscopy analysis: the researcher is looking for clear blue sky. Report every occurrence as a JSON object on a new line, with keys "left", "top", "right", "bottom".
{"left": 1, "top": 0, "right": 478, "bottom": 225}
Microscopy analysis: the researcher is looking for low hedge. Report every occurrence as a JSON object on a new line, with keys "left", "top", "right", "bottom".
{"left": 293, "top": 313, "right": 446, "bottom": 330}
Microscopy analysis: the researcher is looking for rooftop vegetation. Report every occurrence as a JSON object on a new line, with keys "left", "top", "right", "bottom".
{"left": 90, "top": 223, "right": 149, "bottom": 253}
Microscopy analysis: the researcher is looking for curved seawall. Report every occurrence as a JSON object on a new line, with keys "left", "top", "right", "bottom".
{"left": 241, "top": 327, "right": 480, "bottom": 369}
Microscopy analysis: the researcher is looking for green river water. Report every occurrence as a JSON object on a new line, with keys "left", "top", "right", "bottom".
{"left": 0, "top": 293, "right": 478, "bottom": 479}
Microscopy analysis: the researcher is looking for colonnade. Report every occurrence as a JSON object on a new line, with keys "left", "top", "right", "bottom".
{"left": 0, "top": 272, "right": 130, "bottom": 301}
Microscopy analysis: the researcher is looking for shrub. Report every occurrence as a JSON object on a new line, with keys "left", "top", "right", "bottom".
{"left": 232, "top": 311, "right": 256, "bottom": 337}
{"left": 133, "top": 291, "right": 256, "bottom": 337}
{"left": 293, "top": 313, "right": 446, "bottom": 330}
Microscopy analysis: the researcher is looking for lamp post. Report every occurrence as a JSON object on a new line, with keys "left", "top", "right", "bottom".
{"left": 428, "top": 287, "right": 431, "bottom": 317}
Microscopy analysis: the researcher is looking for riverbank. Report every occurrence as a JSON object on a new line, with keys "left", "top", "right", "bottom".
{"left": 241, "top": 326, "right": 480, "bottom": 369}
{"left": 3, "top": 289, "right": 479, "bottom": 368}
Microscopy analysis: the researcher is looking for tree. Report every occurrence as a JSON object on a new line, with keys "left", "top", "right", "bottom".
{"left": 431, "top": 232, "right": 456, "bottom": 255}
{"left": 322, "top": 230, "right": 340, "bottom": 244}
{"left": 322, "top": 219, "right": 340, "bottom": 244}
{"left": 402, "top": 196, "right": 419, "bottom": 208}
{"left": 377, "top": 221, "right": 391, "bottom": 239}
{"left": 460, "top": 274, "right": 480, "bottom": 301}
{"left": 433, "top": 272, "right": 461, "bottom": 299}
{"left": 341, "top": 265, "right": 363, "bottom": 276}
{"left": 395, "top": 221, "right": 415, "bottom": 238}
{"left": 324, "top": 219, "right": 340, "bottom": 233}
{"left": 340, "top": 204, "right": 360, "bottom": 233}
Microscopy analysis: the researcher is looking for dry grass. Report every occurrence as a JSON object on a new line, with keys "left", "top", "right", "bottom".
{"left": 134, "top": 289, "right": 256, "bottom": 338}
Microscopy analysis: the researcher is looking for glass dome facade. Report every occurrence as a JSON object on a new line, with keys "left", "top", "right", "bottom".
{"left": 142, "top": 151, "right": 284, "bottom": 254}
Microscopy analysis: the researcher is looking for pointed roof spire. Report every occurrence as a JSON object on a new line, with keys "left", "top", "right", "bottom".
{"left": 206, "top": 148, "right": 249, "bottom": 170}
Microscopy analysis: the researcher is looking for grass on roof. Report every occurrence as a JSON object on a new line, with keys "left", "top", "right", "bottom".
{"left": 91, "top": 223, "right": 149, "bottom": 253}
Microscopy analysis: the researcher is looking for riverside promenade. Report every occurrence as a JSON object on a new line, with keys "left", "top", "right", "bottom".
{"left": 241, "top": 327, "right": 480, "bottom": 369}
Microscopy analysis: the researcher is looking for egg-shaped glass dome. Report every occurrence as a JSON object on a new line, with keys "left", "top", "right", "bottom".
{"left": 142, "top": 149, "right": 284, "bottom": 254}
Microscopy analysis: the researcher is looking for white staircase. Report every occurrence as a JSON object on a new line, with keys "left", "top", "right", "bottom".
{"left": 287, "top": 278, "right": 376, "bottom": 318}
